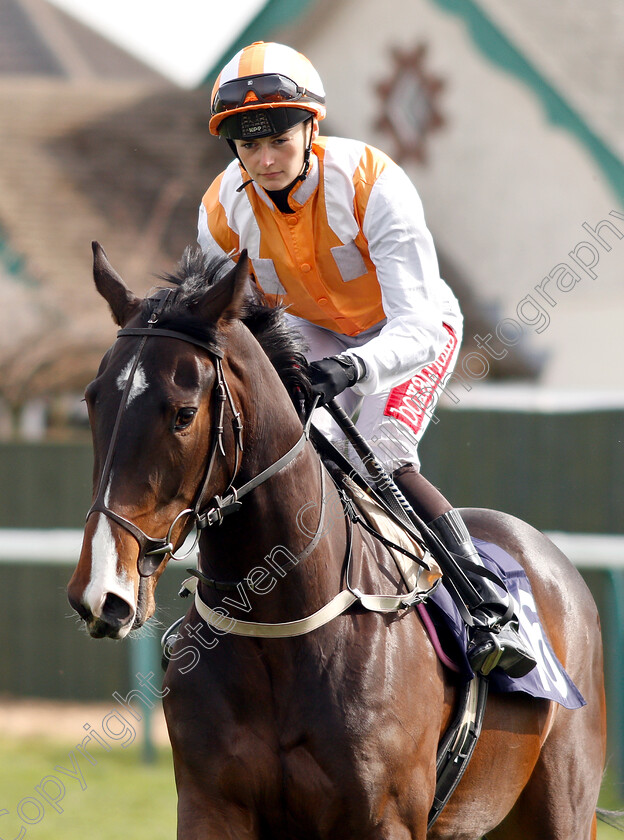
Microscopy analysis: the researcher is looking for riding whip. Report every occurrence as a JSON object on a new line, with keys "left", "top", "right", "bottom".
{"left": 324, "top": 399, "right": 483, "bottom": 618}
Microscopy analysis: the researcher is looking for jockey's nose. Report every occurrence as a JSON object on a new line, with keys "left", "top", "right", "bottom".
{"left": 259, "top": 146, "right": 275, "bottom": 167}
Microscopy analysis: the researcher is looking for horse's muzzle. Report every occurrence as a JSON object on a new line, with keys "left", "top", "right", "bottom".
{"left": 68, "top": 589, "right": 136, "bottom": 639}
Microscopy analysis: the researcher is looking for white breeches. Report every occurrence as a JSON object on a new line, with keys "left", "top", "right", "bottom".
{"left": 286, "top": 315, "right": 461, "bottom": 473}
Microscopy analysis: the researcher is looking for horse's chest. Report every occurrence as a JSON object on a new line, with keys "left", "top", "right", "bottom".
{"left": 264, "top": 733, "right": 376, "bottom": 836}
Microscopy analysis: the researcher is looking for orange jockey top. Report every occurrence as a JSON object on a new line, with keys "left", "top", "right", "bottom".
{"left": 200, "top": 137, "right": 392, "bottom": 335}
{"left": 198, "top": 135, "right": 462, "bottom": 394}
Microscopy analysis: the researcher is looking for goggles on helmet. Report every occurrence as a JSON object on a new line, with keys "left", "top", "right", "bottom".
{"left": 212, "top": 73, "right": 325, "bottom": 115}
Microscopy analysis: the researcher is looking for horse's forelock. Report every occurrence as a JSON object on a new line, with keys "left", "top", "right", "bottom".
{"left": 150, "top": 247, "right": 312, "bottom": 415}
{"left": 160, "top": 248, "right": 229, "bottom": 301}
{"left": 140, "top": 248, "right": 231, "bottom": 345}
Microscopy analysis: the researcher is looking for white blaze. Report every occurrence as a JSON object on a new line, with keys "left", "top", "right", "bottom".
{"left": 84, "top": 475, "right": 136, "bottom": 631}
{"left": 116, "top": 358, "right": 148, "bottom": 404}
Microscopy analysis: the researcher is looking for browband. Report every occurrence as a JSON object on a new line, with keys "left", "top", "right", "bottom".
{"left": 117, "top": 327, "right": 224, "bottom": 358}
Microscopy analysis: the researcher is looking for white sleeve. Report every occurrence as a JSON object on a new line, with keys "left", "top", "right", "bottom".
{"left": 344, "top": 164, "right": 463, "bottom": 395}
{"left": 197, "top": 202, "right": 237, "bottom": 277}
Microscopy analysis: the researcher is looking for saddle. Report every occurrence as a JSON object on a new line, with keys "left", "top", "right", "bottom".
{"left": 340, "top": 474, "right": 442, "bottom": 597}
{"left": 330, "top": 466, "right": 585, "bottom": 827}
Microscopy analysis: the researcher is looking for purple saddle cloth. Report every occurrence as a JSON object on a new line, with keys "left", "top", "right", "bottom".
{"left": 426, "top": 537, "right": 585, "bottom": 710}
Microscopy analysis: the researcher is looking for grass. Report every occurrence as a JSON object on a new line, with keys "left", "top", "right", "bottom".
{"left": 0, "top": 734, "right": 176, "bottom": 839}
{"left": 598, "top": 771, "right": 624, "bottom": 840}
{"left": 1, "top": 733, "right": 623, "bottom": 838}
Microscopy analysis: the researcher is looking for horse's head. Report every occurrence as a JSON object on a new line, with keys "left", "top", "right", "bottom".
{"left": 68, "top": 242, "right": 306, "bottom": 639}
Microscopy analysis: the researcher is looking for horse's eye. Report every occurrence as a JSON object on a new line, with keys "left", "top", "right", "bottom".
{"left": 174, "top": 407, "right": 197, "bottom": 431}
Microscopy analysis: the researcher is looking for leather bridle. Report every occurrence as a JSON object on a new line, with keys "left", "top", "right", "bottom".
{"left": 85, "top": 293, "right": 310, "bottom": 577}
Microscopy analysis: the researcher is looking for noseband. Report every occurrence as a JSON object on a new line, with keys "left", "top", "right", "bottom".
{"left": 86, "top": 292, "right": 310, "bottom": 577}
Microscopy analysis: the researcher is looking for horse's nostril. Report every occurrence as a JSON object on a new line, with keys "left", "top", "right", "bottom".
{"left": 102, "top": 592, "right": 132, "bottom": 624}
{"left": 68, "top": 591, "right": 91, "bottom": 621}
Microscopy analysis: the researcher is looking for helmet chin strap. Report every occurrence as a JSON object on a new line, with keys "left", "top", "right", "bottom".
{"left": 291, "top": 116, "right": 314, "bottom": 185}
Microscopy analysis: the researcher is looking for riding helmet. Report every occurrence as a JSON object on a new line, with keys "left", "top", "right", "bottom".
{"left": 209, "top": 41, "right": 326, "bottom": 140}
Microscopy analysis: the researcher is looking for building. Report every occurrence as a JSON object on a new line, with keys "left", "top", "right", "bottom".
{"left": 1, "top": 0, "right": 622, "bottom": 436}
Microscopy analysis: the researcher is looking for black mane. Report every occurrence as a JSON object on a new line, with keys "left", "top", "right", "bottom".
{"left": 154, "top": 248, "right": 312, "bottom": 416}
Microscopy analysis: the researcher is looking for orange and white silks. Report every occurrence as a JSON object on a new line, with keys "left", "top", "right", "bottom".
{"left": 198, "top": 136, "right": 462, "bottom": 396}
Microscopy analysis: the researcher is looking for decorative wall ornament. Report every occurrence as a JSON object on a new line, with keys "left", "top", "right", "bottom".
{"left": 375, "top": 44, "right": 446, "bottom": 164}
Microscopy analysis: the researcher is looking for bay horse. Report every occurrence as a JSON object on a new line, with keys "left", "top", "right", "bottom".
{"left": 68, "top": 242, "right": 607, "bottom": 839}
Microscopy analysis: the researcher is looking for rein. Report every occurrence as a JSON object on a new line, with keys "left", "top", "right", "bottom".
{"left": 86, "top": 296, "right": 310, "bottom": 578}
{"left": 188, "top": 461, "right": 327, "bottom": 591}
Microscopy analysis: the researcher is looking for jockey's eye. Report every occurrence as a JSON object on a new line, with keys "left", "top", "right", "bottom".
{"left": 173, "top": 407, "right": 197, "bottom": 431}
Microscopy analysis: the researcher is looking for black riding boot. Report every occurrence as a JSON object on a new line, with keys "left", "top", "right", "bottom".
{"left": 393, "top": 465, "right": 536, "bottom": 678}
{"left": 429, "top": 509, "right": 536, "bottom": 677}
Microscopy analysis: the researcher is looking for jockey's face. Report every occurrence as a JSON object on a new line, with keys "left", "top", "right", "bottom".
{"left": 234, "top": 119, "right": 318, "bottom": 191}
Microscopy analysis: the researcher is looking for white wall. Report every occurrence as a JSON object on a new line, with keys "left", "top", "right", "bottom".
{"left": 300, "top": 0, "right": 624, "bottom": 390}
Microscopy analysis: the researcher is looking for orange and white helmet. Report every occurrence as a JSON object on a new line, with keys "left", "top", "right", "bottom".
{"left": 210, "top": 42, "right": 326, "bottom": 140}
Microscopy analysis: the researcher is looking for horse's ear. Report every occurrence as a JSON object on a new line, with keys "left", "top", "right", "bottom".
{"left": 219, "top": 251, "right": 251, "bottom": 324}
{"left": 195, "top": 251, "right": 251, "bottom": 325}
{"left": 92, "top": 242, "right": 141, "bottom": 326}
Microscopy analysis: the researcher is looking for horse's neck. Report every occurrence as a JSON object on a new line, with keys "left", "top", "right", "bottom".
{"left": 197, "top": 442, "right": 346, "bottom": 613}
{"left": 196, "top": 330, "right": 348, "bottom": 613}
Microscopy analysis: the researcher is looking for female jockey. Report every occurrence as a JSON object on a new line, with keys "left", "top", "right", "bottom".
{"left": 198, "top": 41, "right": 534, "bottom": 678}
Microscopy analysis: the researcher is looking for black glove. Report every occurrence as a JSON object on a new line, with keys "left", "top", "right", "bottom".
{"left": 307, "top": 355, "right": 363, "bottom": 406}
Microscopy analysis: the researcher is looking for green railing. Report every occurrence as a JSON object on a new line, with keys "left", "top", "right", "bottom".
{"left": 1, "top": 529, "right": 622, "bottom": 774}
